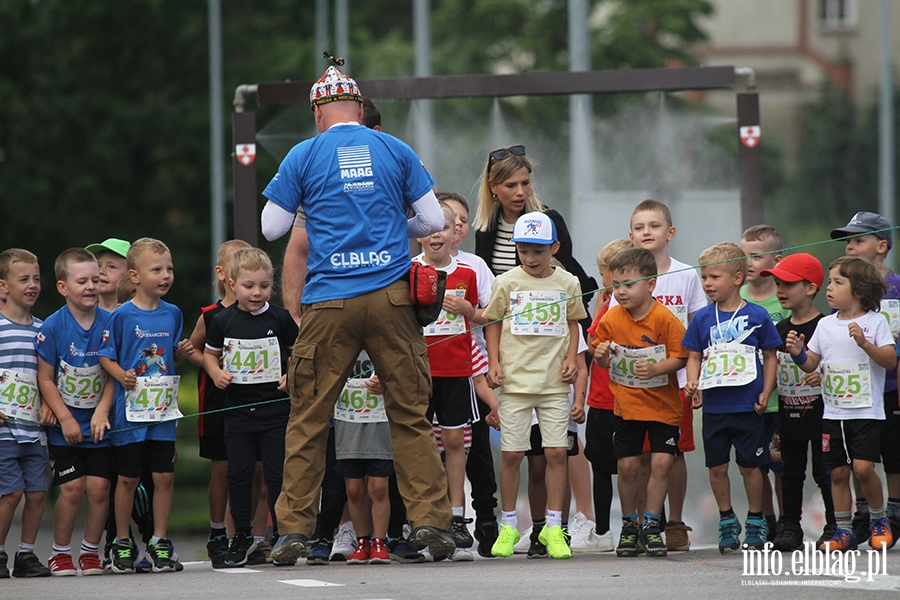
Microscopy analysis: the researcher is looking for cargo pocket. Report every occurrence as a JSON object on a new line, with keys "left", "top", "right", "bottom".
{"left": 412, "top": 343, "right": 432, "bottom": 400}
{"left": 288, "top": 341, "right": 317, "bottom": 410}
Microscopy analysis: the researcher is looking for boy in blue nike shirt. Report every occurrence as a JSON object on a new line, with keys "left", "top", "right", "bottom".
{"left": 99, "top": 238, "right": 195, "bottom": 574}
{"left": 36, "top": 249, "right": 115, "bottom": 576}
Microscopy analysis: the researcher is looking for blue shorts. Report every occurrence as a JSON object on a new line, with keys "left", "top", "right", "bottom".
{"left": 334, "top": 458, "right": 394, "bottom": 479}
{"left": 702, "top": 411, "right": 769, "bottom": 469}
{"left": 0, "top": 439, "right": 48, "bottom": 495}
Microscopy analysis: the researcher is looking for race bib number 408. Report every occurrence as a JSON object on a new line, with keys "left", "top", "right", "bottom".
{"left": 0, "top": 370, "right": 40, "bottom": 422}
{"left": 510, "top": 290, "right": 567, "bottom": 337}
{"left": 125, "top": 376, "right": 183, "bottom": 423}
{"left": 609, "top": 343, "right": 668, "bottom": 388}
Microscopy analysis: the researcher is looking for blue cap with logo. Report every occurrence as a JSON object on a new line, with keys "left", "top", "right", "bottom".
{"left": 511, "top": 212, "right": 557, "bottom": 245}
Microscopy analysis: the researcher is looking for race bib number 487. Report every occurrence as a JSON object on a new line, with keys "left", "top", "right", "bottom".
{"left": 0, "top": 370, "right": 40, "bottom": 422}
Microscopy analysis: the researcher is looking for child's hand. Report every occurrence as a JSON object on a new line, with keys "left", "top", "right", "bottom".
{"left": 848, "top": 322, "right": 866, "bottom": 347}
{"left": 754, "top": 393, "right": 768, "bottom": 415}
{"left": 488, "top": 365, "right": 503, "bottom": 389}
{"left": 176, "top": 338, "right": 195, "bottom": 360}
{"left": 803, "top": 370, "right": 821, "bottom": 387}
{"left": 684, "top": 379, "right": 698, "bottom": 398}
{"left": 784, "top": 331, "right": 805, "bottom": 356}
{"left": 365, "top": 375, "right": 383, "bottom": 396}
{"left": 442, "top": 295, "right": 474, "bottom": 320}
{"left": 60, "top": 417, "right": 83, "bottom": 445}
{"left": 91, "top": 411, "right": 110, "bottom": 443}
{"left": 122, "top": 369, "right": 137, "bottom": 391}
{"left": 634, "top": 360, "right": 657, "bottom": 380}
{"left": 484, "top": 407, "right": 500, "bottom": 431}
{"left": 213, "top": 370, "right": 233, "bottom": 390}
{"left": 0, "top": 410, "right": 6, "bottom": 423}
{"left": 561, "top": 357, "right": 577, "bottom": 384}
{"left": 691, "top": 389, "right": 703, "bottom": 409}
{"left": 593, "top": 341, "right": 611, "bottom": 363}
{"left": 571, "top": 402, "right": 586, "bottom": 424}
{"left": 277, "top": 373, "right": 287, "bottom": 391}
{"left": 39, "top": 403, "right": 58, "bottom": 427}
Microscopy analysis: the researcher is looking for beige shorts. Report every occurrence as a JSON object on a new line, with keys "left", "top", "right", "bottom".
{"left": 499, "top": 393, "right": 570, "bottom": 452}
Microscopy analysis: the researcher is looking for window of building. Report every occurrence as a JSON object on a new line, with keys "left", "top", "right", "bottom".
{"left": 819, "top": 0, "right": 858, "bottom": 32}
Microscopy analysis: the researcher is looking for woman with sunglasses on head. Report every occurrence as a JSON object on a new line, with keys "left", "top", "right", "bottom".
{"left": 473, "top": 145, "right": 595, "bottom": 307}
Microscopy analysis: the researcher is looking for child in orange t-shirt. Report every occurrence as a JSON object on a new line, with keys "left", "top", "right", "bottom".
{"left": 593, "top": 248, "right": 687, "bottom": 558}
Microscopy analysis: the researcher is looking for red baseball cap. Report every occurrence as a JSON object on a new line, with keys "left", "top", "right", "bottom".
{"left": 760, "top": 253, "right": 824, "bottom": 289}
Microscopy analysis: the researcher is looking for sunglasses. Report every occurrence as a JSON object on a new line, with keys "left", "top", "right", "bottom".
{"left": 489, "top": 145, "right": 526, "bottom": 163}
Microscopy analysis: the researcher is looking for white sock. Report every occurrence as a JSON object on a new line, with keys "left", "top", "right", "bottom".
{"left": 80, "top": 540, "right": 100, "bottom": 555}
{"left": 18, "top": 542, "right": 35, "bottom": 554}
{"left": 51, "top": 544, "right": 71, "bottom": 557}
{"left": 452, "top": 506, "right": 464, "bottom": 517}
{"left": 254, "top": 535, "right": 265, "bottom": 545}
{"left": 210, "top": 521, "right": 226, "bottom": 530}
{"left": 500, "top": 510, "right": 517, "bottom": 530}
{"left": 546, "top": 510, "right": 563, "bottom": 529}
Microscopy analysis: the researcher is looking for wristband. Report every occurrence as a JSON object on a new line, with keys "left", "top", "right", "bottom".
{"left": 791, "top": 348, "right": 808, "bottom": 365}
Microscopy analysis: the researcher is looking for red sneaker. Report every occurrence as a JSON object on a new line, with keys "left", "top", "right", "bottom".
{"left": 78, "top": 552, "right": 104, "bottom": 576}
{"left": 368, "top": 538, "right": 390, "bottom": 564}
{"left": 48, "top": 553, "right": 77, "bottom": 577}
{"left": 347, "top": 538, "right": 371, "bottom": 565}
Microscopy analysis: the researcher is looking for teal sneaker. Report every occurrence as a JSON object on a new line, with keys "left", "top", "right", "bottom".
{"left": 743, "top": 516, "right": 768, "bottom": 550}
{"left": 538, "top": 525, "right": 572, "bottom": 559}
{"left": 718, "top": 514, "right": 742, "bottom": 554}
{"left": 490, "top": 524, "right": 519, "bottom": 557}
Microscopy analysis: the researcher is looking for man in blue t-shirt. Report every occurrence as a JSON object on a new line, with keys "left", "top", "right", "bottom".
{"left": 260, "top": 61, "right": 453, "bottom": 563}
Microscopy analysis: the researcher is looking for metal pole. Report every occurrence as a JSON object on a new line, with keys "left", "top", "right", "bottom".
{"left": 737, "top": 92, "right": 764, "bottom": 229}
{"left": 209, "top": 0, "right": 225, "bottom": 299}
{"left": 315, "top": 0, "right": 330, "bottom": 76}
{"left": 880, "top": 0, "right": 895, "bottom": 268}
{"left": 335, "top": 0, "right": 349, "bottom": 75}
{"left": 568, "top": 0, "right": 593, "bottom": 217}
{"left": 413, "top": 0, "right": 435, "bottom": 170}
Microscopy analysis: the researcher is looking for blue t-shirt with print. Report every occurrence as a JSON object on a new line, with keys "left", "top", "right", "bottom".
{"left": 263, "top": 123, "right": 435, "bottom": 304}
{"left": 682, "top": 301, "right": 782, "bottom": 414}
{"left": 98, "top": 300, "right": 183, "bottom": 446}
{"left": 35, "top": 306, "right": 112, "bottom": 448}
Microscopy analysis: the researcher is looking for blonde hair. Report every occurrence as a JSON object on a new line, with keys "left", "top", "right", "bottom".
{"left": 632, "top": 199, "right": 673, "bottom": 228}
{"left": 230, "top": 248, "right": 274, "bottom": 281}
{"left": 596, "top": 238, "right": 633, "bottom": 272}
{"left": 741, "top": 224, "right": 784, "bottom": 253}
{"left": 116, "top": 275, "right": 136, "bottom": 305}
{"left": 829, "top": 256, "right": 887, "bottom": 313}
{"left": 473, "top": 152, "right": 544, "bottom": 231}
{"left": 699, "top": 242, "right": 747, "bottom": 279}
{"left": 216, "top": 240, "right": 252, "bottom": 298}
{"left": 54, "top": 248, "right": 97, "bottom": 282}
{"left": 127, "top": 238, "right": 170, "bottom": 271}
{"left": 0, "top": 248, "right": 39, "bottom": 280}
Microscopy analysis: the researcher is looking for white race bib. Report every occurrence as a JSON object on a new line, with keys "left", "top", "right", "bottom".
{"left": 665, "top": 303, "right": 688, "bottom": 328}
{"left": 609, "top": 343, "right": 669, "bottom": 388}
{"left": 0, "top": 370, "right": 40, "bottom": 422}
{"left": 510, "top": 290, "right": 567, "bottom": 337}
{"left": 334, "top": 378, "right": 387, "bottom": 423}
{"left": 58, "top": 360, "right": 106, "bottom": 409}
{"left": 424, "top": 289, "right": 467, "bottom": 337}
{"left": 776, "top": 351, "right": 821, "bottom": 398}
{"left": 699, "top": 343, "right": 758, "bottom": 390}
{"left": 880, "top": 299, "right": 900, "bottom": 335}
{"left": 223, "top": 337, "right": 282, "bottom": 384}
{"left": 822, "top": 362, "right": 872, "bottom": 409}
{"left": 125, "top": 375, "right": 183, "bottom": 422}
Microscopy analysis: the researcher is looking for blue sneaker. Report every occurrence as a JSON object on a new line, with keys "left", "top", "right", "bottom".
{"left": 743, "top": 516, "right": 768, "bottom": 550}
{"left": 306, "top": 539, "right": 332, "bottom": 565}
{"left": 818, "top": 528, "right": 858, "bottom": 552}
{"left": 718, "top": 514, "right": 742, "bottom": 554}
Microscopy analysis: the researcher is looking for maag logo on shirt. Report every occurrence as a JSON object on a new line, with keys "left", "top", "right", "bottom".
{"left": 338, "top": 145, "right": 373, "bottom": 179}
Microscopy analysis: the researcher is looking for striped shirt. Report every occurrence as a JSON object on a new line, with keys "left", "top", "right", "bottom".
{"left": 490, "top": 219, "right": 518, "bottom": 275}
{"left": 0, "top": 314, "right": 44, "bottom": 443}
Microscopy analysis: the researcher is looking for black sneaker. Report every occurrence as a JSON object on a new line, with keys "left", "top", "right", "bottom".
{"left": 638, "top": 524, "right": 667, "bottom": 557}
{"left": 816, "top": 523, "right": 837, "bottom": 548}
{"left": 526, "top": 527, "right": 547, "bottom": 558}
{"left": 0, "top": 551, "right": 8, "bottom": 578}
{"left": 772, "top": 520, "right": 804, "bottom": 552}
{"left": 147, "top": 538, "right": 177, "bottom": 573}
{"left": 616, "top": 521, "right": 640, "bottom": 557}
{"left": 207, "top": 534, "right": 229, "bottom": 569}
{"left": 408, "top": 526, "right": 456, "bottom": 557}
{"left": 224, "top": 532, "right": 256, "bottom": 568}
{"left": 852, "top": 511, "right": 871, "bottom": 544}
{"left": 387, "top": 537, "right": 425, "bottom": 563}
{"left": 306, "top": 538, "right": 332, "bottom": 565}
{"left": 245, "top": 543, "right": 268, "bottom": 566}
{"left": 474, "top": 519, "right": 498, "bottom": 558}
{"left": 12, "top": 552, "right": 51, "bottom": 578}
{"left": 889, "top": 516, "right": 900, "bottom": 550}
{"left": 449, "top": 516, "right": 474, "bottom": 549}
{"left": 109, "top": 539, "right": 137, "bottom": 574}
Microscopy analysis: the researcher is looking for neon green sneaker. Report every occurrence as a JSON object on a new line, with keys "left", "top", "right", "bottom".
{"left": 538, "top": 525, "right": 572, "bottom": 559}
{"left": 490, "top": 524, "right": 520, "bottom": 557}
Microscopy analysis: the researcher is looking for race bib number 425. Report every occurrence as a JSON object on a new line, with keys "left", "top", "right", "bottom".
{"left": 0, "top": 370, "right": 40, "bottom": 422}
{"left": 510, "top": 290, "right": 567, "bottom": 337}
{"left": 125, "top": 375, "right": 183, "bottom": 423}
{"left": 822, "top": 362, "right": 872, "bottom": 409}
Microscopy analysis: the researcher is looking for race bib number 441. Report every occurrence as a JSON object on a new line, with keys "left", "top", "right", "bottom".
{"left": 609, "top": 343, "right": 668, "bottom": 388}
{"left": 125, "top": 376, "right": 183, "bottom": 423}
{"left": 510, "top": 291, "right": 567, "bottom": 337}
{"left": 224, "top": 337, "right": 281, "bottom": 384}
{"left": 699, "top": 343, "right": 758, "bottom": 390}
{"left": 0, "top": 370, "right": 40, "bottom": 422}
{"left": 822, "top": 362, "right": 872, "bottom": 409}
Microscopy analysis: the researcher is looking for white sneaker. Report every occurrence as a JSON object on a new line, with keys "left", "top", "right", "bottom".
{"left": 451, "top": 547, "right": 474, "bottom": 562}
{"left": 567, "top": 512, "right": 589, "bottom": 538}
{"left": 571, "top": 525, "right": 615, "bottom": 552}
{"left": 330, "top": 522, "right": 357, "bottom": 561}
{"left": 513, "top": 526, "right": 532, "bottom": 554}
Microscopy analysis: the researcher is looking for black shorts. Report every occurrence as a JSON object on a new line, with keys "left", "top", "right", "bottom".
{"left": 48, "top": 444, "right": 114, "bottom": 486}
{"left": 584, "top": 407, "right": 617, "bottom": 474}
{"left": 115, "top": 441, "right": 176, "bottom": 478}
{"left": 702, "top": 412, "right": 769, "bottom": 468}
{"left": 199, "top": 436, "right": 228, "bottom": 461}
{"left": 524, "top": 424, "right": 578, "bottom": 457}
{"left": 334, "top": 458, "right": 394, "bottom": 479}
{"left": 881, "top": 390, "right": 900, "bottom": 474}
{"left": 427, "top": 376, "right": 477, "bottom": 429}
{"left": 822, "top": 419, "right": 882, "bottom": 469}
{"left": 760, "top": 413, "right": 783, "bottom": 475}
{"left": 612, "top": 417, "right": 679, "bottom": 458}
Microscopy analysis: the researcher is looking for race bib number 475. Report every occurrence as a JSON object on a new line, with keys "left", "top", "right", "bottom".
{"left": 125, "top": 375, "right": 183, "bottom": 423}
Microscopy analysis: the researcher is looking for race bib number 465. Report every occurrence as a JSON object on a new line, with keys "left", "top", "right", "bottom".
{"left": 334, "top": 379, "right": 387, "bottom": 423}
{"left": 125, "top": 375, "right": 183, "bottom": 423}
{"left": 0, "top": 370, "right": 40, "bottom": 422}
{"left": 510, "top": 291, "right": 567, "bottom": 337}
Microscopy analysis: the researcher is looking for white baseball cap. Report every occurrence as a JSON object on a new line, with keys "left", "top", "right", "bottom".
{"left": 511, "top": 212, "right": 557, "bottom": 245}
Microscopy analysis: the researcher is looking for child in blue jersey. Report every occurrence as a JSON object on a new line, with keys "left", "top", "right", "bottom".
{"left": 0, "top": 248, "right": 52, "bottom": 579}
{"left": 683, "top": 242, "right": 782, "bottom": 554}
{"left": 36, "top": 249, "right": 115, "bottom": 577}
{"left": 203, "top": 248, "right": 298, "bottom": 568}
{"left": 98, "top": 238, "right": 195, "bottom": 574}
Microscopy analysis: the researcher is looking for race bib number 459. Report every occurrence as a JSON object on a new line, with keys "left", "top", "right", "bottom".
{"left": 510, "top": 290, "right": 567, "bottom": 337}
{"left": 0, "top": 370, "right": 40, "bottom": 422}
{"left": 125, "top": 375, "right": 183, "bottom": 423}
